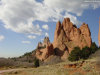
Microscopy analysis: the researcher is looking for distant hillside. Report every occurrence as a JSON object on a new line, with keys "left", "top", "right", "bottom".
{"left": 0, "top": 50, "right": 36, "bottom": 68}
{"left": 14, "top": 49, "right": 36, "bottom": 63}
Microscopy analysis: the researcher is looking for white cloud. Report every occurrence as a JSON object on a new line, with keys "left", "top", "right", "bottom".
{"left": 0, "top": 35, "right": 5, "bottom": 42}
{"left": 22, "top": 41, "right": 31, "bottom": 44}
{"left": 0, "top": 0, "right": 42, "bottom": 35}
{"left": 43, "top": 0, "right": 100, "bottom": 16}
{"left": 0, "top": 0, "right": 100, "bottom": 35}
{"left": 42, "top": 24, "right": 49, "bottom": 30}
{"left": 27, "top": 35, "right": 36, "bottom": 39}
{"left": 45, "top": 32, "right": 49, "bottom": 37}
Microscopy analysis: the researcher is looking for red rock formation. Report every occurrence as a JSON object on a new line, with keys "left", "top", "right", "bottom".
{"left": 79, "top": 23, "right": 91, "bottom": 48}
{"left": 98, "top": 18, "right": 100, "bottom": 47}
{"left": 36, "top": 17, "right": 92, "bottom": 61}
{"left": 37, "top": 37, "right": 50, "bottom": 49}
{"left": 36, "top": 43, "right": 54, "bottom": 61}
{"left": 53, "top": 18, "right": 92, "bottom": 60}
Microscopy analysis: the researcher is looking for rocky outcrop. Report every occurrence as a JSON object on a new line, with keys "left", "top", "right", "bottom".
{"left": 98, "top": 18, "right": 100, "bottom": 47}
{"left": 36, "top": 43, "right": 54, "bottom": 61}
{"left": 36, "top": 37, "right": 54, "bottom": 61}
{"left": 36, "top": 18, "right": 92, "bottom": 61}
{"left": 43, "top": 37, "right": 50, "bottom": 46}
{"left": 53, "top": 18, "right": 92, "bottom": 60}
{"left": 37, "top": 42, "right": 42, "bottom": 49}
{"left": 37, "top": 37, "right": 50, "bottom": 49}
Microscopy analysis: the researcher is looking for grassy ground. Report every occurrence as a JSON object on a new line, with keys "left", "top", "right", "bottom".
{"left": 2, "top": 58, "right": 100, "bottom": 75}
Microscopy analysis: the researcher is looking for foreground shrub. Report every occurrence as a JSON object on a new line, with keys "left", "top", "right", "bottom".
{"left": 68, "top": 42, "right": 99, "bottom": 61}
{"left": 90, "top": 42, "right": 98, "bottom": 54}
{"left": 34, "top": 58, "right": 39, "bottom": 67}
{"left": 81, "top": 46, "right": 91, "bottom": 59}
{"left": 68, "top": 47, "right": 81, "bottom": 61}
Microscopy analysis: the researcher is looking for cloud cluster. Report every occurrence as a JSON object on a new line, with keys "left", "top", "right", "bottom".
{"left": 45, "top": 32, "right": 49, "bottom": 37}
{"left": 42, "top": 24, "right": 49, "bottom": 30}
{"left": 0, "top": 0, "right": 43, "bottom": 35}
{"left": 22, "top": 41, "right": 31, "bottom": 44}
{"left": 0, "top": 35, "right": 5, "bottom": 41}
{"left": 0, "top": 0, "right": 100, "bottom": 36}
{"left": 44, "top": 0, "right": 100, "bottom": 16}
{"left": 27, "top": 35, "right": 36, "bottom": 39}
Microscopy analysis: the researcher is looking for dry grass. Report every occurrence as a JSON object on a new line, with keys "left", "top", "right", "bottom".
{"left": 2, "top": 57, "right": 100, "bottom": 75}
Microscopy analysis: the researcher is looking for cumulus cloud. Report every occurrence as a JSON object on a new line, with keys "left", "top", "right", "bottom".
{"left": 45, "top": 32, "right": 49, "bottom": 37}
{"left": 0, "top": 0, "right": 42, "bottom": 35}
{"left": 0, "top": 0, "right": 100, "bottom": 35}
{"left": 22, "top": 41, "right": 31, "bottom": 44}
{"left": 43, "top": 0, "right": 100, "bottom": 16}
{"left": 42, "top": 24, "right": 49, "bottom": 30}
{"left": 27, "top": 35, "right": 36, "bottom": 39}
{"left": 0, "top": 35, "right": 5, "bottom": 41}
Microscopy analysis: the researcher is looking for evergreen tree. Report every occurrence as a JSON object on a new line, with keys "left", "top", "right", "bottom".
{"left": 90, "top": 42, "right": 98, "bottom": 54}
{"left": 68, "top": 47, "right": 81, "bottom": 61}
{"left": 81, "top": 46, "right": 91, "bottom": 59}
{"left": 34, "top": 57, "right": 39, "bottom": 67}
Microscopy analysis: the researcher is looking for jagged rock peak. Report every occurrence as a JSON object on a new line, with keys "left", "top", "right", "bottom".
{"left": 53, "top": 17, "right": 92, "bottom": 60}
{"left": 37, "top": 37, "right": 50, "bottom": 49}
{"left": 64, "top": 18, "right": 70, "bottom": 22}
{"left": 43, "top": 37, "right": 50, "bottom": 45}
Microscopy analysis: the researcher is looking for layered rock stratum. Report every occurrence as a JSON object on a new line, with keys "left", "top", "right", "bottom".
{"left": 36, "top": 18, "right": 92, "bottom": 61}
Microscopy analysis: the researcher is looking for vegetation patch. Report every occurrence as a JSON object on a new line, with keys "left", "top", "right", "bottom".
{"left": 68, "top": 42, "right": 99, "bottom": 62}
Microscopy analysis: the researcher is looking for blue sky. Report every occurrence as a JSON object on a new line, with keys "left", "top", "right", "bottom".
{"left": 0, "top": 0, "right": 100, "bottom": 58}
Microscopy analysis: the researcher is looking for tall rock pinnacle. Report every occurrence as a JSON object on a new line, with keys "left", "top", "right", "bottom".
{"left": 98, "top": 17, "right": 100, "bottom": 47}
{"left": 53, "top": 18, "right": 92, "bottom": 60}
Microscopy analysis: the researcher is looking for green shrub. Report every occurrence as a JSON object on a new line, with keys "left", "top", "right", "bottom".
{"left": 68, "top": 42, "right": 99, "bottom": 62}
{"left": 23, "top": 52, "right": 32, "bottom": 57}
{"left": 90, "top": 42, "right": 98, "bottom": 54}
{"left": 81, "top": 46, "right": 91, "bottom": 59}
{"left": 34, "top": 58, "right": 39, "bottom": 67}
{"left": 68, "top": 47, "right": 81, "bottom": 61}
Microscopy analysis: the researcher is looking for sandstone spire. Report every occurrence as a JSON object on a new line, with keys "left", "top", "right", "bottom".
{"left": 98, "top": 17, "right": 100, "bottom": 46}
{"left": 53, "top": 18, "right": 92, "bottom": 60}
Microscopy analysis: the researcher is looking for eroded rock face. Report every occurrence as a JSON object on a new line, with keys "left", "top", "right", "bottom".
{"left": 98, "top": 19, "right": 100, "bottom": 47}
{"left": 36, "top": 18, "right": 92, "bottom": 61}
{"left": 53, "top": 18, "right": 92, "bottom": 60}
